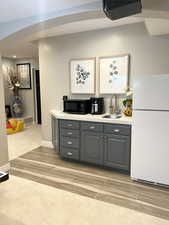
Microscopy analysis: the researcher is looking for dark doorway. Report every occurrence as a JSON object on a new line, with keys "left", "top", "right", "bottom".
{"left": 35, "top": 70, "right": 42, "bottom": 124}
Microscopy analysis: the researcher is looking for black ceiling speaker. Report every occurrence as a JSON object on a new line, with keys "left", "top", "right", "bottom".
{"left": 103, "top": 0, "right": 142, "bottom": 20}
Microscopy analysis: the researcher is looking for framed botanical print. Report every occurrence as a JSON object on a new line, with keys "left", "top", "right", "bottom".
{"left": 70, "top": 58, "right": 96, "bottom": 94}
{"left": 99, "top": 54, "right": 129, "bottom": 94}
{"left": 17, "top": 63, "right": 31, "bottom": 89}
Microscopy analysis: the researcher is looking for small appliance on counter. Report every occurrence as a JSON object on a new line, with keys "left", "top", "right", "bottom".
{"left": 90, "top": 97, "right": 105, "bottom": 115}
{"left": 63, "top": 96, "right": 105, "bottom": 115}
{"left": 0, "top": 171, "right": 9, "bottom": 183}
{"left": 63, "top": 96, "right": 91, "bottom": 114}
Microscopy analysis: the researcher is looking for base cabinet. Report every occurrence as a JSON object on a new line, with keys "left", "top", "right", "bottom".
{"left": 104, "top": 134, "right": 130, "bottom": 171}
{"left": 51, "top": 116, "right": 57, "bottom": 149}
{"left": 81, "top": 131, "right": 104, "bottom": 165}
{"left": 55, "top": 119, "right": 131, "bottom": 172}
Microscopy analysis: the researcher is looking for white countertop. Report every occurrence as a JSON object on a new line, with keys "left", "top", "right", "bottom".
{"left": 51, "top": 110, "right": 132, "bottom": 125}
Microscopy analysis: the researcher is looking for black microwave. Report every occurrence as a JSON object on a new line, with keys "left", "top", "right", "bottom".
{"left": 63, "top": 99, "right": 91, "bottom": 114}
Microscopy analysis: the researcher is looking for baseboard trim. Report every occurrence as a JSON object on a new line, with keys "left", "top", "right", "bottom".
{"left": 41, "top": 140, "right": 54, "bottom": 149}
{"left": 0, "top": 163, "right": 10, "bottom": 172}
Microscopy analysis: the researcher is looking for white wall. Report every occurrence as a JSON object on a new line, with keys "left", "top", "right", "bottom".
{"left": 0, "top": 54, "right": 9, "bottom": 168}
{"left": 39, "top": 22, "right": 169, "bottom": 143}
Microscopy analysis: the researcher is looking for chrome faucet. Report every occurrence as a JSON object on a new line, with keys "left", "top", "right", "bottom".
{"left": 109, "top": 95, "right": 121, "bottom": 115}
{"left": 109, "top": 96, "right": 114, "bottom": 114}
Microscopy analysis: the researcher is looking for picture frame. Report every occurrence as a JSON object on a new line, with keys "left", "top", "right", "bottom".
{"left": 99, "top": 54, "right": 130, "bottom": 94}
{"left": 17, "top": 63, "right": 31, "bottom": 89}
{"left": 70, "top": 58, "right": 96, "bottom": 94}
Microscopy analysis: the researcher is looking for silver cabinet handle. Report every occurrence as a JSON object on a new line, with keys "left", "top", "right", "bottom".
{"left": 67, "top": 141, "right": 73, "bottom": 145}
{"left": 68, "top": 132, "right": 73, "bottom": 135}
{"left": 67, "top": 152, "right": 73, "bottom": 156}
{"left": 90, "top": 126, "right": 95, "bottom": 129}
{"left": 68, "top": 124, "right": 73, "bottom": 127}
{"left": 114, "top": 129, "right": 120, "bottom": 132}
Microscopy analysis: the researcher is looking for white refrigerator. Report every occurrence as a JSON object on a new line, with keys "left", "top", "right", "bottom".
{"left": 131, "top": 74, "right": 169, "bottom": 186}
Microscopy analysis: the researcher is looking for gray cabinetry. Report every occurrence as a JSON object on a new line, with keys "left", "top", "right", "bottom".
{"left": 59, "top": 119, "right": 80, "bottom": 160}
{"left": 104, "top": 134, "right": 130, "bottom": 171}
{"left": 81, "top": 122, "right": 103, "bottom": 132}
{"left": 104, "top": 124, "right": 131, "bottom": 136}
{"left": 81, "top": 131, "right": 104, "bottom": 165}
{"left": 60, "top": 120, "right": 80, "bottom": 129}
{"left": 60, "top": 147, "right": 79, "bottom": 160}
{"left": 60, "top": 136, "right": 80, "bottom": 149}
{"left": 51, "top": 116, "right": 57, "bottom": 149}
{"left": 60, "top": 129, "right": 79, "bottom": 138}
{"left": 54, "top": 118, "right": 131, "bottom": 172}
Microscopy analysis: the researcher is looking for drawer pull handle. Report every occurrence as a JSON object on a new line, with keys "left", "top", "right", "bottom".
{"left": 68, "top": 132, "right": 73, "bottom": 135}
{"left": 67, "top": 152, "right": 73, "bottom": 156}
{"left": 67, "top": 141, "right": 73, "bottom": 145}
{"left": 114, "top": 129, "right": 120, "bottom": 132}
{"left": 90, "top": 126, "right": 95, "bottom": 129}
{"left": 68, "top": 124, "right": 73, "bottom": 127}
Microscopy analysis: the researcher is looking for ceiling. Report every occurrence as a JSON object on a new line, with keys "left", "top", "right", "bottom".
{"left": 1, "top": 0, "right": 169, "bottom": 24}
{"left": 2, "top": 16, "right": 145, "bottom": 59}
{"left": 1, "top": 0, "right": 169, "bottom": 59}
{"left": 28, "top": 17, "right": 144, "bottom": 41}
{"left": 1, "top": 42, "right": 39, "bottom": 59}
{"left": 0, "top": 0, "right": 98, "bottom": 23}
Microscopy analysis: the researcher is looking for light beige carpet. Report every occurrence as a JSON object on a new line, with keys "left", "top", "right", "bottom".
{"left": 7, "top": 125, "right": 41, "bottom": 160}
{"left": 0, "top": 176, "right": 169, "bottom": 225}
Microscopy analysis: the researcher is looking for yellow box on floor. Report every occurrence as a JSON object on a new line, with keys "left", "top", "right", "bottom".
{"left": 7, "top": 119, "right": 24, "bottom": 135}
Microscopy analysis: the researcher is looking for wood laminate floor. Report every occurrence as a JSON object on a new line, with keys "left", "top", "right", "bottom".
{"left": 10, "top": 147, "right": 169, "bottom": 221}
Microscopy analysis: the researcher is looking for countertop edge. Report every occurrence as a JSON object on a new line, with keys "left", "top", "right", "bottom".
{"left": 51, "top": 110, "right": 132, "bottom": 125}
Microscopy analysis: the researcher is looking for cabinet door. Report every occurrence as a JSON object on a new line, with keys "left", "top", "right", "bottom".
{"left": 104, "top": 134, "right": 130, "bottom": 171}
{"left": 51, "top": 116, "right": 59, "bottom": 152}
{"left": 81, "top": 131, "right": 104, "bottom": 165}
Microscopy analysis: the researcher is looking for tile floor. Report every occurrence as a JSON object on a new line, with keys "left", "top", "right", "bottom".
{"left": 2, "top": 126, "right": 169, "bottom": 225}
{"left": 7, "top": 124, "right": 41, "bottom": 160}
{"left": 10, "top": 147, "right": 169, "bottom": 221}
{"left": 0, "top": 175, "right": 169, "bottom": 225}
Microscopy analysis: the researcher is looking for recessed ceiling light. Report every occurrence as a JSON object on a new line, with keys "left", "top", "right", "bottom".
{"left": 12, "top": 55, "right": 16, "bottom": 58}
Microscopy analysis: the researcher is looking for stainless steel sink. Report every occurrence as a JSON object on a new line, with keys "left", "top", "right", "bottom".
{"left": 102, "top": 114, "right": 122, "bottom": 119}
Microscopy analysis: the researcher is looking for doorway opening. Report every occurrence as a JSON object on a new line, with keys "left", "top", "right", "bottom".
{"left": 2, "top": 57, "right": 42, "bottom": 160}
{"left": 33, "top": 69, "right": 42, "bottom": 125}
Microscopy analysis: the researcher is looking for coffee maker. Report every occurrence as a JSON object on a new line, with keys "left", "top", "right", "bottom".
{"left": 90, "top": 98, "right": 104, "bottom": 115}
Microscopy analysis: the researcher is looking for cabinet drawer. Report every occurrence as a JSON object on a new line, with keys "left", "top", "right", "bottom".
{"left": 60, "top": 120, "right": 80, "bottom": 130}
{"left": 81, "top": 122, "right": 103, "bottom": 132}
{"left": 60, "top": 136, "right": 79, "bottom": 149}
{"left": 104, "top": 124, "right": 131, "bottom": 136}
{"left": 60, "top": 147, "right": 79, "bottom": 160}
{"left": 60, "top": 128, "right": 80, "bottom": 137}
